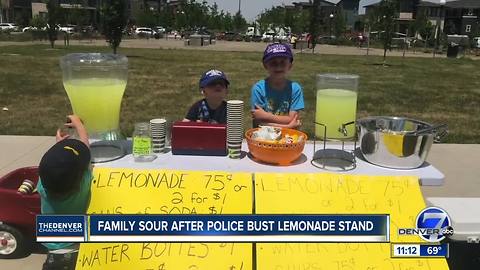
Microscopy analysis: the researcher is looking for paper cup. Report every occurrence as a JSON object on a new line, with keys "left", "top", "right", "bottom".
{"left": 150, "top": 119, "right": 167, "bottom": 134}
{"left": 150, "top": 118, "right": 167, "bottom": 124}
{"left": 227, "top": 142, "right": 242, "bottom": 159}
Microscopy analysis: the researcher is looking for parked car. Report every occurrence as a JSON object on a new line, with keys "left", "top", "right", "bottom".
{"left": 251, "top": 35, "right": 262, "bottom": 42}
{"left": 0, "top": 23, "right": 19, "bottom": 31}
{"left": 154, "top": 26, "right": 166, "bottom": 34}
{"left": 0, "top": 167, "right": 40, "bottom": 258}
{"left": 224, "top": 32, "right": 239, "bottom": 41}
{"left": 262, "top": 32, "right": 275, "bottom": 42}
{"left": 22, "top": 26, "right": 36, "bottom": 32}
{"left": 317, "top": 35, "right": 337, "bottom": 44}
{"left": 22, "top": 26, "right": 47, "bottom": 32}
{"left": 59, "top": 25, "right": 76, "bottom": 34}
{"left": 152, "top": 27, "right": 166, "bottom": 39}
{"left": 275, "top": 34, "right": 289, "bottom": 42}
{"left": 473, "top": 37, "right": 480, "bottom": 49}
{"left": 78, "top": 25, "right": 94, "bottom": 33}
{"left": 135, "top": 27, "right": 154, "bottom": 37}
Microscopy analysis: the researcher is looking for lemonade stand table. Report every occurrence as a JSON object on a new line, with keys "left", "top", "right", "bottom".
{"left": 95, "top": 141, "right": 444, "bottom": 186}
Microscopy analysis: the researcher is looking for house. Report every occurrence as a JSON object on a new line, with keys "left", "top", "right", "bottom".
{"left": 364, "top": 0, "right": 479, "bottom": 36}
{"left": 292, "top": 0, "right": 338, "bottom": 31}
{"left": 418, "top": 0, "right": 480, "bottom": 35}
{"left": 1, "top": 0, "right": 31, "bottom": 24}
{"left": 290, "top": 0, "right": 363, "bottom": 32}
{"left": 364, "top": 0, "right": 419, "bottom": 34}
{"left": 337, "top": 0, "right": 360, "bottom": 30}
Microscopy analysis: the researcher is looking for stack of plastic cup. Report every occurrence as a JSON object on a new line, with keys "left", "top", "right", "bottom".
{"left": 227, "top": 100, "right": 244, "bottom": 159}
{"left": 150, "top": 118, "right": 167, "bottom": 153}
{"left": 18, "top": 179, "right": 35, "bottom": 194}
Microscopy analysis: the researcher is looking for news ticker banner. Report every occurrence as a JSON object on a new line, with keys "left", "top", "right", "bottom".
{"left": 36, "top": 214, "right": 390, "bottom": 242}
{"left": 391, "top": 243, "right": 449, "bottom": 258}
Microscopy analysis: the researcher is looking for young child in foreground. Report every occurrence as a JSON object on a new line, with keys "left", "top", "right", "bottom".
{"left": 37, "top": 115, "right": 91, "bottom": 270}
{"left": 251, "top": 43, "right": 305, "bottom": 128}
{"left": 183, "top": 69, "right": 230, "bottom": 124}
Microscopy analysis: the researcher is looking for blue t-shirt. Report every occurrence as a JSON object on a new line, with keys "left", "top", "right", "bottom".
{"left": 37, "top": 169, "right": 93, "bottom": 250}
{"left": 251, "top": 79, "right": 305, "bottom": 116}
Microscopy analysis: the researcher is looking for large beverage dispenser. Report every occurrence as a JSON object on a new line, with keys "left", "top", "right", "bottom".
{"left": 60, "top": 53, "right": 128, "bottom": 163}
{"left": 312, "top": 74, "right": 359, "bottom": 170}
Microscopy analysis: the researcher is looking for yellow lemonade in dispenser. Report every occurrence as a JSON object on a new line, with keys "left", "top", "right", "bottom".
{"left": 315, "top": 88, "right": 357, "bottom": 140}
{"left": 64, "top": 78, "right": 126, "bottom": 134}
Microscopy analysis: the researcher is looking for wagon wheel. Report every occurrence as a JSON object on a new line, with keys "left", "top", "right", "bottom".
{"left": 0, "top": 224, "right": 31, "bottom": 258}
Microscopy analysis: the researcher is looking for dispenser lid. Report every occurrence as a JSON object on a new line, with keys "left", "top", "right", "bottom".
{"left": 60, "top": 53, "right": 128, "bottom": 69}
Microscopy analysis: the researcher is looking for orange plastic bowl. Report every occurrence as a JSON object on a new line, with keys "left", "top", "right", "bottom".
{"left": 245, "top": 128, "right": 308, "bottom": 166}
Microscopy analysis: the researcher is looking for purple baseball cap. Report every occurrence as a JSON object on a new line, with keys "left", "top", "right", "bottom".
{"left": 199, "top": 69, "right": 230, "bottom": 88}
{"left": 263, "top": 43, "right": 293, "bottom": 63}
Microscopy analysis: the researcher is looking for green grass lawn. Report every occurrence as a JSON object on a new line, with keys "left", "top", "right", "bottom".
{"left": 1, "top": 45, "right": 479, "bottom": 143}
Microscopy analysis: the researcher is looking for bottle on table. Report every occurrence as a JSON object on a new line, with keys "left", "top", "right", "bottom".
{"left": 132, "top": 122, "right": 156, "bottom": 162}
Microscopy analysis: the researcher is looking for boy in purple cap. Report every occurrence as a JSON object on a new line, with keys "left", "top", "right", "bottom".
{"left": 183, "top": 69, "right": 230, "bottom": 124}
{"left": 251, "top": 43, "right": 304, "bottom": 128}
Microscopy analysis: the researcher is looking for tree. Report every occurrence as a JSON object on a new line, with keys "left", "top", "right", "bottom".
{"left": 222, "top": 12, "right": 234, "bottom": 32}
{"left": 413, "top": 8, "right": 427, "bottom": 38}
{"left": 414, "top": 8, "right": 434, "bottom": 50}
{"left": 31, "top": 15, "right": 47, "bottom": 29}
{"left": 233, "top": 11, "right": 247, "bottom": 32}
{"left": 160, "top": 6, "right": 176, "bottom": 29}
{"left": 102, "top": 0, "right": 128, "bottom": 54}
{"left": 285, "top": 8, "right": 295, "bottom": 29}
{"left": 46, "top": 0, "right": 60, "bottom": 48}
{"left": 309, "top": 0, "right": 322, "bottom": 53}
{"left": 69, "top": 4, "right": 90, "bottom": 28}
{"left": 334, "top": 8, "right": 346, "bottom": 38}
{"left": 15, "top": 9, "right": 31, "bottom": 27}
{"left": 370, "top": 0, "right": 398, "bottom": 64}
{"left": 135, "top": 9, "right": 157, "bottom": 28}
{"left": 291, "top": 9, "right": 310, "bottom": 34}
{"left": 208, "top": 3, "right": 222, "bottom": 30}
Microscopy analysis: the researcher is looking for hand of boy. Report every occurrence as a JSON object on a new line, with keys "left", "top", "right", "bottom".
{"left": 64, "top": 115, "right": 90, "bottom": 147}
{"left": 286, "top": 113, "right": 302, "bottom": 129}
{"left": 56, "top": 129, "right": 70, "bottom": 142}
{"left": 251, "top": 104, "right": 271, "bottom": 121}
{"left": 65, "top": 115, "right": 83, "bottom": 129}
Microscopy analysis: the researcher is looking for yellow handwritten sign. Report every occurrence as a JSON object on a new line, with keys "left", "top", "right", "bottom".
{"left": 76, "top": 168, "right": 253, "bottom": 270}
{"left": 77, "top": 243, "right": 249, "bottom": 270}
{"left": 255, "top": 173, "right": 449, "bottom": 270}
{"left": 88, "top": 168, "right": 253, "bottom": 214}
{"left": 257, "top": 243, "right": 447, "bottom": 270}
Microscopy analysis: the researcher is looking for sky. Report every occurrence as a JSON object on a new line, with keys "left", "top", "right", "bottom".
{"left": 202, "top": 0, "right": 381, "bottom": 22}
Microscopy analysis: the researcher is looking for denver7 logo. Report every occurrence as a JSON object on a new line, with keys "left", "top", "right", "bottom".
{"left": 416, "top": 207, "right": 452, "bottom": 242}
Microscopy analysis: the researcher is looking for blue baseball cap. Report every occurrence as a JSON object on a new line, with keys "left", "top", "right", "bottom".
{"left": 39, "top": 139, "right": 90, "bottom": 195}
{"left": 199, "top": 69, "right": 230, "bottom": 88}
{"left": 263, "top": 43, "right": 293, "bottom": 63}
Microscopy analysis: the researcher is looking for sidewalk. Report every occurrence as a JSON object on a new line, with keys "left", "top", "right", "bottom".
{"left": 1, "top": 136, "right": 479, "bottom": 269}
{"left": 2, "top": 39, "right": 472, "bottom": 59}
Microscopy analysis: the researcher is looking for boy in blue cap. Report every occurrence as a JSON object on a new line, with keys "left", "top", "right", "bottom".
{"left": 251, "top": 43, "right": 304, "bottom": 128}
{"left": 183, "top": 69, "right": 230, "bottom": 124}
{"left": 37, "top": 115, "right": 91, "bottom": 270}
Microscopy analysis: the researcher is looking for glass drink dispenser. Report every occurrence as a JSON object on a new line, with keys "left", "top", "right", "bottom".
{"left": 60, "top": 53, "right": 128, "bottom": 163}
{"left": 312, "top": 74, "right": 359, "bottom": 171}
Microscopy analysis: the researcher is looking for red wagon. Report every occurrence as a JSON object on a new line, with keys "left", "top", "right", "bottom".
{"left": 0, "top": 167, "right": 40, "bottom": 258}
